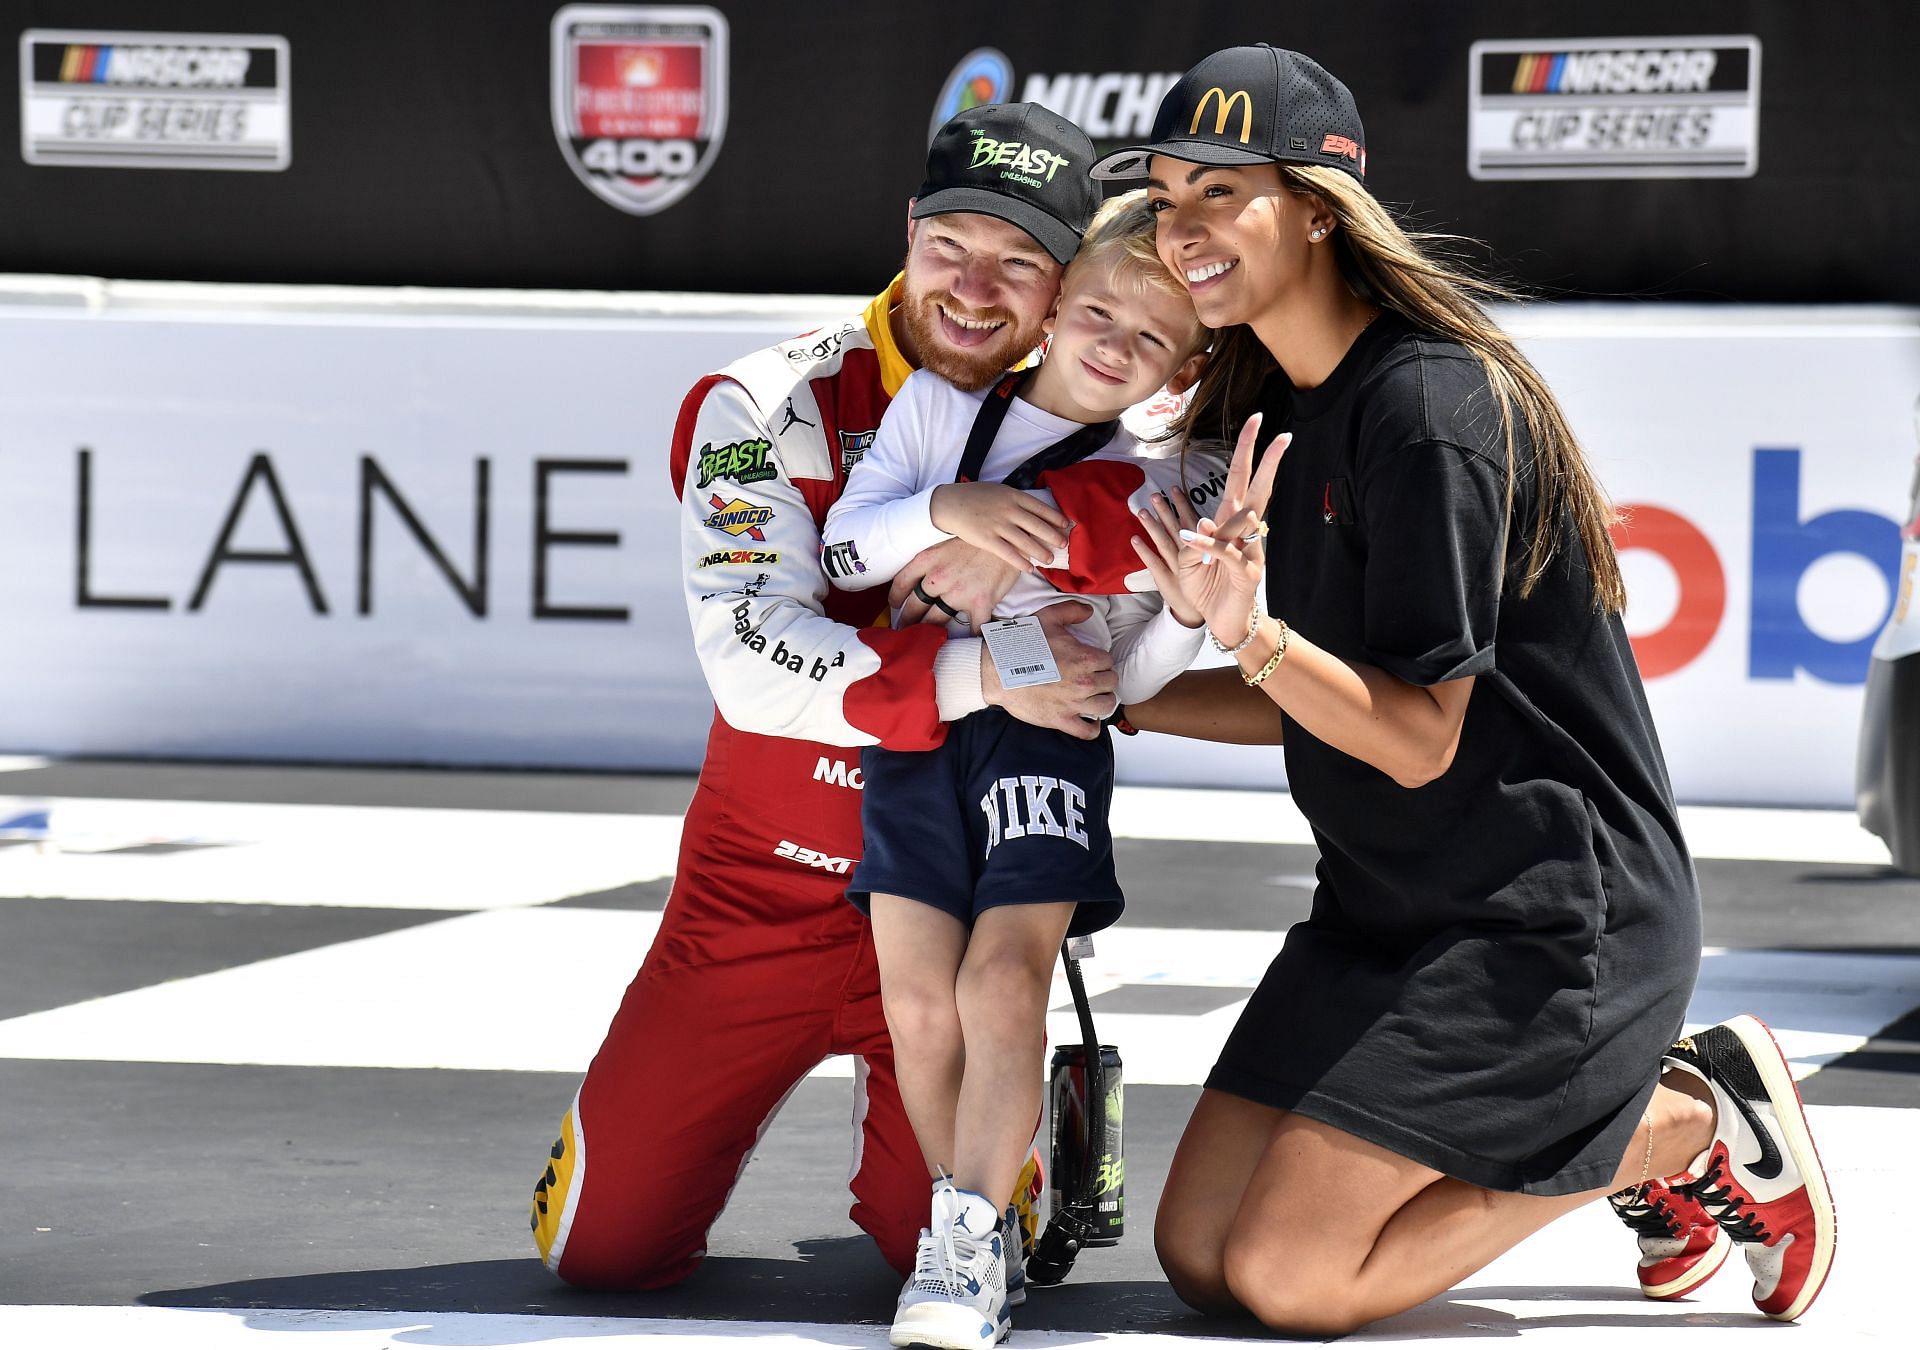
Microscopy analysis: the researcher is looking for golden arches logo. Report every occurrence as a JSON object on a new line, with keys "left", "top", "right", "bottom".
{"left": 1189, "top": 87, "right": 1253, "bottom": 144}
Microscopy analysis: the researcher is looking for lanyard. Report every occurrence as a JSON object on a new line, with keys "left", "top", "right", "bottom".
{"left": 955, "top": 372, "right": 1119, "bottom": 489}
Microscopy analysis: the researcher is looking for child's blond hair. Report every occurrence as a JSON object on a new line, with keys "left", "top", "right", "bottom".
{"left": 1063, "top": 189, "right": 1211, "bottom": 355}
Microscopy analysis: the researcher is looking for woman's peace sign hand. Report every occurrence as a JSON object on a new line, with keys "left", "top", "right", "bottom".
{"left": 1130, "top": 414, "right": 1289, "bottom": 644}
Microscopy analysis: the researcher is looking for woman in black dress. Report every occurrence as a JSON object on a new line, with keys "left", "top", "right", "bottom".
{"left": 1112, "top": 45, "right": 1837, "bottom": 1334}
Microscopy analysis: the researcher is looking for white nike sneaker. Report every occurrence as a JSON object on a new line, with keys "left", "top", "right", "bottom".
{"left": 1001, "top": 1204, "right": 1026, "bottom": 1308}
{"left": 890, "top": 1178, "right": 1009, "bottom": 1349}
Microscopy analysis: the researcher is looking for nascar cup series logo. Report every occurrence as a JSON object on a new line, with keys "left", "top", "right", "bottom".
{"left": 551, "top": 5, "right": 727, "bottom": 216}
{"left": 930, "top": 47, "right": 1181, "bottom": 145}
{"left": 18, "top": 28, "right": 291, "bottom": 170}
{"left": 1468, "top": 35, "right": 1760, "bottom": 180}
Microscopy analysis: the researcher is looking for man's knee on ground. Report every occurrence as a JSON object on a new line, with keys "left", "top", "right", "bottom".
{"left": 537, "top": 1186, "right": 706, "bottom": 1292}
{"left": 531, "top": 1119, "right": 710, "bottom": 1293}
{"left": 850, "top": 1192, "right": 921, "bottom": 1279}
{"left": 545, "top": 1239, "right": 704, "bottom": 1292}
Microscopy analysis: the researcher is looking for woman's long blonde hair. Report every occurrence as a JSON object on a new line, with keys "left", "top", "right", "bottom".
{"left": 1177, "top": 164, "right": 1625, "bottom": 612}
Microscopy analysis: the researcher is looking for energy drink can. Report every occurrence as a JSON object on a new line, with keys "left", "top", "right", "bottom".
{"left": 1047, "top": 1043, "right": 1124, "bottom": 1244}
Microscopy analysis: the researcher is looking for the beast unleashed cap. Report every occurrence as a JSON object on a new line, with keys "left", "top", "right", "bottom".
{"left": 1091, "top": 45, "right": 1366, "bottom": 183}
{"left": 914, "top": 102, "right": 1100, "bottom": 265}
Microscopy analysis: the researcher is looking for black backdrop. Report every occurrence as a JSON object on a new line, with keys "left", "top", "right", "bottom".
{"left": 5, "top": 0, "right": 1916, "bottom": 302}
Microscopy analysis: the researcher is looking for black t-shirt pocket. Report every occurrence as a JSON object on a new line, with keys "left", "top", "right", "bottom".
{"left": 1321, "top": 475, "right": 1356, "bottom": 526}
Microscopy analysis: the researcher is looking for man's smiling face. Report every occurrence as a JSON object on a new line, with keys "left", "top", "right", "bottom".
{"left": 900, "top": 210, "right": 1065, "bottom": 392}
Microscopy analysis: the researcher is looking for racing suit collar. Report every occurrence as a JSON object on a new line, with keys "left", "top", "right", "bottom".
{"left": 867, "top": 272, "right": 1044, "bottom": 399}
{"left": 864, "top": 274, "right": 915, "bottom": 399}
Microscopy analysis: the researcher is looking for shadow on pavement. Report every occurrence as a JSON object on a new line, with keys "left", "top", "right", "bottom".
{"left": 1376, "top": 1284, "right": 1769, "bottom": 1339}
{"left": 143, "top": 1242, "right": 893, "bottom": 1324}
{"left": 140, "top": 1268, "right": 1772, "bottom": 1342}
{"left": 141, "top": 1240, "right": 1211, "bottom": 1336}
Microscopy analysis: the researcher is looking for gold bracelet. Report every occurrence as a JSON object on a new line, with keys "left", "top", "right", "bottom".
{"left": 1241, "top": 618, "right": 1290, "bottom": 687}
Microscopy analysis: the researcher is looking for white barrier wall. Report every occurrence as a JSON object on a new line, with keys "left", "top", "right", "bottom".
{"left": 0, "top": 277, "right": 1914, "bottom": 806}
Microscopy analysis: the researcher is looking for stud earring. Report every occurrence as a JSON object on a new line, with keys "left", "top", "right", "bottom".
{"left": 1310, "top": 228, "right": 1326, "bottom": 241}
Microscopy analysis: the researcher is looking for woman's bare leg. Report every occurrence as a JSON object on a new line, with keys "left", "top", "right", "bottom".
{"left": 1154, "top": 1089, "right": 1293, "bottom": 1316}
{"left": 1158, "top": 1080, "right": 1715, "bottom": 1336}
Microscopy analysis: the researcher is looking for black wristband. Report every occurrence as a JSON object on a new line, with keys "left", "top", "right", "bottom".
{"left": 1103, "top": 703, "right": 1139, "bottom": 736}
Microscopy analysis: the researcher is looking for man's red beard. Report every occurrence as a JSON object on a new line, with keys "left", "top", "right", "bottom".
{"left": 899, "top": 287, "right": 1046, "bottom": 393}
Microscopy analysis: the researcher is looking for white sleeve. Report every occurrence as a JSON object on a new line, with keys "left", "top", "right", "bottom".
{"left": 1104, "top": 594, "right": 1207, "bottom": 705}
{"left": 820, "top": 372, "right": 953, "bottom": 590}
{"left": 682, "top": 378, "right": 981, "bottom": 748}
{"left": 1103, "top": 442, "right": 1222, "bottom": 699}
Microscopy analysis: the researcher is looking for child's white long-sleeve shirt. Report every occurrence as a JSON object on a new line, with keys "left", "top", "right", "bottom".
{"left": 822, "top": 369, "right": 1227, "bottom": 706}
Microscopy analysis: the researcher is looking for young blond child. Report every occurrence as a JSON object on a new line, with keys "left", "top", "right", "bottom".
{"left": 821, "top": 191, "right": 1221, "bottom": 1349}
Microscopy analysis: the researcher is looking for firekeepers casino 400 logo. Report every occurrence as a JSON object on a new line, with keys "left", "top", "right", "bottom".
{"left": 550, "top": 5, "right": 728, "bottom": 215}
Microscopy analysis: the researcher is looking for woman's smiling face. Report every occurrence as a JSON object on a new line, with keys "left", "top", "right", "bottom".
{"left": 1146, "top": 159, "right": 1310, "bottom": 330}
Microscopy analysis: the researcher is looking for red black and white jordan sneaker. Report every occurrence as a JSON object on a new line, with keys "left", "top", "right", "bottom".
{"left": 1608, "top": 1173, "right": 1731, "bottom": 1299}
{"left": 1665, "top": 1015, "right": 1838, "bottom": 1321}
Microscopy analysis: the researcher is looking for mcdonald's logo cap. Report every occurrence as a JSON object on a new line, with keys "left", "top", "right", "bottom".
{"left": 1091, "top": 45, "right": 1366, "bottom": 183}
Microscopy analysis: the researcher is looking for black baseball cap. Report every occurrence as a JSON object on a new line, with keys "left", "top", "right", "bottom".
{"left": 913, "top": 102, "right": 1100, "bottom": 265}
{"left": 1090, "top": 45, "right": 1366, "bottom": 183}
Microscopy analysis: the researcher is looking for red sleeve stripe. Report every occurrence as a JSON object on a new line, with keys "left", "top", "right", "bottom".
{"left": 844, "top": 625, "right": 950, "bottom": 750}
{"left": 1034, "top": 460, "right": 1150, "bottom": 594}
{"left": 670, "top": 374, "right": 732, "bottom": 495}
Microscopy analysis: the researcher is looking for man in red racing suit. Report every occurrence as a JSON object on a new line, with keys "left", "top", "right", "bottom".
{"left": 532, "top": 103, "right": 1183, "bottom": 1288}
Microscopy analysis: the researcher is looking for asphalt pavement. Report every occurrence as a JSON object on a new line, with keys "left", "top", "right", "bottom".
{"left": 1, "top": 758, "right": 1914, "bottom": 1347}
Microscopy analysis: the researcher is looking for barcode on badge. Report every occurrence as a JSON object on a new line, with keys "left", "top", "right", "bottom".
{"left": 1011, "top": 664, "right": 1044, "bottom": 676}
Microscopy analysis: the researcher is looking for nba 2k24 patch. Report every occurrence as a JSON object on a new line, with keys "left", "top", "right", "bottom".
{"left": 550, "top": 4, "right": 728, "bottom": 215}
{"left": 19, "top": 29, "right": 290, "bottom": 170}
{"left": 1468, "top": 36, "right": 1760, "bottom": 180}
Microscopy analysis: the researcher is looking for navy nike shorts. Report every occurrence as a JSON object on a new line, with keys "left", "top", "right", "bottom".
{"left": 848, "top": 706, "right": 1123, "bottom": 937}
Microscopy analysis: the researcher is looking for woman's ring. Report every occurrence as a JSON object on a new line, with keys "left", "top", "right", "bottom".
{"left": 1240, "top": 521, "right": 1270, "bottom": 543}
